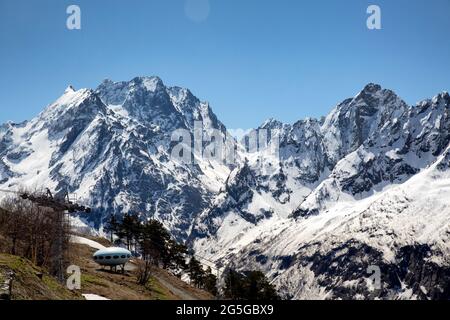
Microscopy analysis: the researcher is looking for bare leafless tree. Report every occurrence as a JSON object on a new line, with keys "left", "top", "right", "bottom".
{"left": 136, "top": 259, "right": 153, "bottom": 285}
{"left": 0, "top": 192, "right": 70, "bottom": 278}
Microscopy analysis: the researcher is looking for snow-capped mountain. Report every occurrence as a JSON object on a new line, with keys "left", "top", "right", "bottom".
{"left": 1, "top": 78, "right": 449, "bottom": 299}
{"left": 0, "top": 76, "right": 231, "bottom": 240}
{"left": 201, "top": 148, "right": 450, "bottom": 299}
{"left": 191, "top": 84, "right": 450, "bottom": 299}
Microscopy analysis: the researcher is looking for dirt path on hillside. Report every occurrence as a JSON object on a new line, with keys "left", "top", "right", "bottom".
{"left": 127, "top": 260, "right": 208, "bottom": 300}
{"left": 153, "top": 272, "right": 197, "bottom": 300}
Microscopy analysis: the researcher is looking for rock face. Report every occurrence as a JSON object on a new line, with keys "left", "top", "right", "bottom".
{"left": 0, "top": 268, "right": 14, "bottom": 300}
{"left": 1, "top": 78, "right": 449, "bottom": 299}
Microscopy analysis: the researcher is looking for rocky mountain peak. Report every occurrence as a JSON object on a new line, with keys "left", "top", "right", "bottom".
{"left": 64, "top": 85, "right": 76, "bottom": 94}
{"left": 432, "top": 91, "right": 450, "bottom": 105}
{"left": 40, "top": 87, "right": 106, "bottom": 122}
{"left": 361, "top": 82, "right": 382, "bottom": 93}
{"left": 260, "top": 118, "right": 284, "bottom": 130}
{"left": 130, "top": 76, "right": 165, "bottom": 92}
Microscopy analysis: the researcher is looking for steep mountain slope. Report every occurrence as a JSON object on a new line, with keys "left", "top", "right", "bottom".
{"left": 210, "top": 148, "right": 450, "bottom": 299}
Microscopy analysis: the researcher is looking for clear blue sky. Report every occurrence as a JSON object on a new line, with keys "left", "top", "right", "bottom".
{"left": 1, "top": 0, "right": 449, "bottom": 129}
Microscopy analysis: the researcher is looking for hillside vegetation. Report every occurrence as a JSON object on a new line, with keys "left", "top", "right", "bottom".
{"left": 70, "top": 240, "right": 213, "bottom": 300}
{"left": 0, "top": 254, "right": 82, "bottom": 300}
